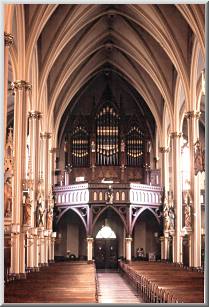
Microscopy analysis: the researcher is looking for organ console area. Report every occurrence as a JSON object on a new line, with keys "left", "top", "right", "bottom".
{"left": 55, "top": 88, "right": 159, "bottom": 186}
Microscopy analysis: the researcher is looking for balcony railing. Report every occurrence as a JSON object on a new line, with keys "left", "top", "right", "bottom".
{"left": 53, "top": 182, "right": 163, "bottom": 207}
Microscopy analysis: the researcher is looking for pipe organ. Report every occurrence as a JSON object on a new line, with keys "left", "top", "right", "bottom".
{"left": 67, "top": 100, "right": 148, "bottom": 182}
{"left": 71, "top": 125, "right": 89, "bottom": 167}
{"left": 126, "top": 126, "right": 144, "bottom": 166}
{"left": 96, "top": 104, "right": 119, "bottom": 166}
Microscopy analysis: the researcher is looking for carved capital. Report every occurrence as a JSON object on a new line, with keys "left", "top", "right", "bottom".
{"left": 50, "top": 147, "right": 57, "bottom": 154}
{"left": 185, "top": 111, "right": 201, "bottom": 119}
{"left": 41, "top": 132, "right": 51, "bottom": 139}
{"left": 12, "top": 80, "right": 32, "bottom": 91}
{"left": 28, "top": 111, "right": 42, "bottom": 120}
{"left": 159, "top": 147, "right": 169, "bottom": 153}
{"left": 4, "top": 32, "right": 14, "bottom": 47}
{"left": 170, "top": 132, "right": 183, "bottom": 139}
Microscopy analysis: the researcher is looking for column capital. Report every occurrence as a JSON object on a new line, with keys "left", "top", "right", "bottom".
{"left": 170, "top": 132, "right": 183, "bottom": 139}
{"left": 41, "top": 132, "right": 51, "bottom": 139}
{"left": 28, "top": 111, "right": 42, "bottom": 120}
{"left": 159, "top": 147, "right": 169, "bottom": 153}
{"left": 12, "top": 80, "right": 32, "bottom": 91}
{"left": 125, "top": 237, "right": 132, "bottom": 242}
{"left": 4, "top": 32, "right": 14, "bottom": 47}
{"left": 185, "top": 111, "right": 201, "bottom": 119}
{"left": 50, "top": 147, "right": 57, "bottom": 153}
{"left": 86, "top": 237, "right": 94, "bottom": 242}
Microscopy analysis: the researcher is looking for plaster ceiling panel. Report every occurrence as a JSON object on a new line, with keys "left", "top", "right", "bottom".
{"left": 47, "top": 16, "right": 109, "bottom": 99}
{"left": 157, "top": 4, "right": 194, "bottom": 70}
{"left": 37, "top": 5, "right": 75, "bottom": 67}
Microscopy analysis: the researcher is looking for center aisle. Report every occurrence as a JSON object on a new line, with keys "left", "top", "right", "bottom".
{"left": 97, "top": 272, "right": 144, "bottom": 304}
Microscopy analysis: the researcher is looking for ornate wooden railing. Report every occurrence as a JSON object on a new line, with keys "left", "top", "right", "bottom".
{"left": 53, "top": 182, "right": 163, "bottom": 207}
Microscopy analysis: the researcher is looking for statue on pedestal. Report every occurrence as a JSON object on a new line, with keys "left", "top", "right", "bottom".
{"left": 23, "top": 193, "right": 32, "bottom": 225}
{"left": 36, "top": 195, "right": 45, "bottom": 227}
{"left": 184, "top": 191, "right": 192, "bottom": 228}
{"left": 47, "top": 205, "right": 53, "bottom": 230}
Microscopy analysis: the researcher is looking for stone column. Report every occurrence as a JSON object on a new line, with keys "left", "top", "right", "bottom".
{"left": 87, "top": 237, "right": 94, "bottom": 262}
{"left": 50, "top": 148, "right": 57, "bottom": 185}
{"left": 28, "top": 111, "right": 42, "bottom": 231}
{"left": 48, "top": 236, "right": 52, "bottom": 262}
{"left": 33, "top": 230, "right": 39, "bottom": 271}
{"left": 11, "top": 81, "right": 31, "bottom": 277}
{"left": 51, "top": 236, "right": 56, "bottom": 262}
{"left": 170, "top": 132, "right": 183, "bottom": 263}
{"left": 40, "top": 132, "right": 51, "bottom": 213}
{"left": 38, "top": 229, "right": 45, "bottom": 266}
{"left": 4, "top": 32, "right": 14, "bottom": 142}
{"left": 159, "top": 147, "right": 169, "bottom": 189}
{"left": 44, "top": 230, "right": 49, "bottom": 265}
{"left": 26, "top": 231, "right": 34, "bottom": 270}
{"left": 185, "top": 111, "right": 201, "bottom": 267}
{"left": 160, "top": 236, "right": 165, "bottom": 260}
{"left": 125, "top": 237, "right": 132, "bottom": 261}
{"left": 164, "top": 232, "right": 169, "bottom": 260}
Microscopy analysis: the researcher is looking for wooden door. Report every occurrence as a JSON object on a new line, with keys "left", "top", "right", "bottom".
{"left": 94, "top": 239, "right": 118, "bottom": 269}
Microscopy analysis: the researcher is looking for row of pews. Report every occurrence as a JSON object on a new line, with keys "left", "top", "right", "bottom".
{"left": 5, "top": 261, "right": 98, "bottom": 304}
{"left": 119, "top": 260, "right": 204, "bottom": 303}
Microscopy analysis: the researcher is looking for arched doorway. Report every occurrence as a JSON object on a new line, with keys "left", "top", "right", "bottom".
{"left": 93, "top": 208, "right": 124, "bottom": 269}
{"left": 54, "top": 209, "right": 87, "bottom": 261}
{"left": 132, "top": 209, "right": 161, "bottom": 261}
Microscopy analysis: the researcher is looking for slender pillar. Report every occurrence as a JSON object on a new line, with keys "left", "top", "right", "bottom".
{"left": 164, "top": 232, "right": 169, "bottom": 260}
{"left": 33, "top": 233, "right": 39, "bottom": 271}
{"left": 40, "top": 132, "right": 51, "bottom": 213}
{"left": 26, "top": 232, "right": 34, "bottom": 270}
{"left": 51, "top": 236, "right": 56, "bottom": 262}
{"left": 87, "top": 237, "right": 94, "bottom": 262}
{"left": 185, "top": 111, "right": 201, "bottom": 267}
{"left": 11, "top": 81, "right": 31, "bottom": 276}
{"left": 44, "top": 230, "right": 49, "bottom": 265}
{"left": 4, "top": 32, "right": 14, "bottom": 142}
{"left": 50, "top": 148, "right": 57, "bottom": 185}
{"left": 159, "top": 147, "right": 169, "bottom": 189}
{"left": 28, "top": 111, "right": 42, "bottom": 226}
{"left": 170, "top": 132, "right": 183, "bottom": 263}
{"left": 160, "top": 236, "right": 165, "bottom": 260}
{"left": 125, "top": 237, "right": 132, "bottom": 261}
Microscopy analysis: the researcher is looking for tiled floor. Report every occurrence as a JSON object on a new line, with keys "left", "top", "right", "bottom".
{"left": 97, "top": 272, "right": 144, "bottom": 304}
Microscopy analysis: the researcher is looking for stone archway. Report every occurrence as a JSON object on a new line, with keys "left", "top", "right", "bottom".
{"left": 92, "top": 207, "right": 125, "bottom": 269}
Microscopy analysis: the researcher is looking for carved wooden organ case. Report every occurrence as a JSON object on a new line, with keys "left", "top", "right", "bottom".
{"left": 67, "top": 100, "right": 148, "bottom": 182}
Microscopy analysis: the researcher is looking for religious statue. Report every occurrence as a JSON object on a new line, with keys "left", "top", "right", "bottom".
{"left": 36, "top": 196, "right": 45, "bottom": 227}
{"left": 163, "top": 195, "right": 170, "bottom": 231}
{"left": 106, "top": 185, "right": 113, "bottom": 204}
{"left": 163, "top": 192, "right": 175, "bottom": 232}
{"left": 194, "top": 140, "right": 204, "bottom": 175}
{"left": 23, "top": 193, "right": 32, "bottom": 225}
{"left": 4, "top": 177, "right": 12, "bottom": 217}
{"left": 46, "top": 205, "right": 53, "bottom": 230}
{"left": 184, "top": 191, "right": 192, "bottom": 228}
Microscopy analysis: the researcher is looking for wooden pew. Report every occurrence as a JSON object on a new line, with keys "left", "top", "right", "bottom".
{"left": 119, "top": 260, "right": 204, "bottom": 303}
{"left": 5, "top": 261, "right": 98, "bottom": 304}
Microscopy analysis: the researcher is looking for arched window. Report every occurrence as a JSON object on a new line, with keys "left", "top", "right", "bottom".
{"left": 96, "top": 225, "right": 116, "bottom": 239}
{"left": 96, "top": 103, "right": 119, "bottom": 166}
